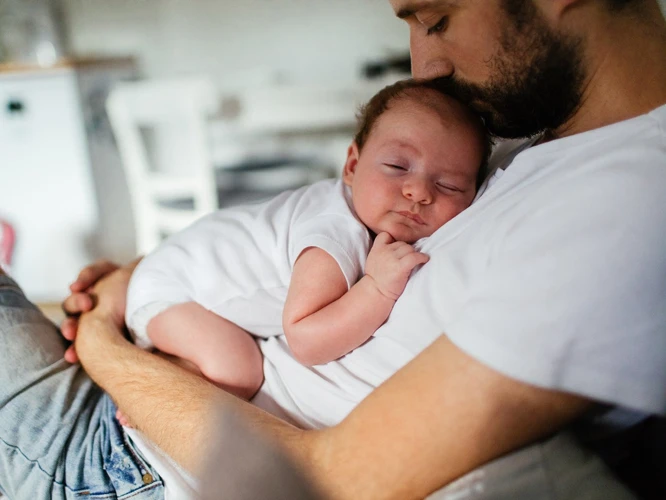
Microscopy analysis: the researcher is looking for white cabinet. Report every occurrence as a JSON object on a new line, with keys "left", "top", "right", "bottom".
{"left": 0, "top": 67, "right": 107, "bottom": 301}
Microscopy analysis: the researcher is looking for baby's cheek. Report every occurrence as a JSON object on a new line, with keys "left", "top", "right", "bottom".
{"left": 433, "top": 206, "right": 460, "bottom": 228}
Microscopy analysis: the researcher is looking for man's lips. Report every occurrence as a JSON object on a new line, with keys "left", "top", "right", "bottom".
{"left": 397, "top": 211, "right": 426, "bottom": 225}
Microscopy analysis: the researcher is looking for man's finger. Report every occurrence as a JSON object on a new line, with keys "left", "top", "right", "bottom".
{"left": 70, "top": 263, "right": 101, "bottom": 291}
{"left": 61, "top": 293, "right": 93, "bottom": 317}
{"left": 60, "top": 317, "right": 79, "bottom": 341}
{"left": 64, "top": 345, "right": 79, "bottom": 364}
{"left": 69, "top": 260, "right": 118, "bottom": 292}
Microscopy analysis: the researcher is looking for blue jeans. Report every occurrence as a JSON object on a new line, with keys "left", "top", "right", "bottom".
{"left": 0, "top": 274, "right": 164, "bottom": 499}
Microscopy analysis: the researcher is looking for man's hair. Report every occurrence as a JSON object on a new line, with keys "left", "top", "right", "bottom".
{"left": 354, "top": 79, "right": 494, "bottom": 189}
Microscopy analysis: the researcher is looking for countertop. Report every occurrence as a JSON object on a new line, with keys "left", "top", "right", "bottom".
{"left": 0, "top": 56, "right": 136, "bottom": 74}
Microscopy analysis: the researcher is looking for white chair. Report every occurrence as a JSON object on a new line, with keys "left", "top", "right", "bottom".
{"left": 106, "top": 77, "right": 219, "bottom": 254}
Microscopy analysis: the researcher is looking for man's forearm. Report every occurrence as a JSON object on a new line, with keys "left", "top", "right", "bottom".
{"left": 75, "top": 312, "right": 591, "bottom": 500}
{"left": 309, "top": 336, "right": 592, "bottom": 500}
{"left": 75, "top": 313, "right": 315, "bottom": 474}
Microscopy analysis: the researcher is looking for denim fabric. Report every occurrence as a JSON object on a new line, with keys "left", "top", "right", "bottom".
{"left": 0, "top": 275, "right": 164, "bottom": 499}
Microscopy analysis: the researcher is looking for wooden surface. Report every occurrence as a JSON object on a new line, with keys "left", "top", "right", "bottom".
{"left": 37, "top": 302, "right": 66, "bottom": 324}
{"left": 0, "top": 56, "right": 136, "bottom": 74}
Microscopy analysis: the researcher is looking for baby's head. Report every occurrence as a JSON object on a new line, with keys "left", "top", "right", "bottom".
{"left": 343, "top": 79, "right": 491, "bottom": 243}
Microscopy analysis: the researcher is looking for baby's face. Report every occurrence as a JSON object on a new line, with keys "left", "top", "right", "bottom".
{"left": 343, "top": 97, "right": 483, "bottom": 243}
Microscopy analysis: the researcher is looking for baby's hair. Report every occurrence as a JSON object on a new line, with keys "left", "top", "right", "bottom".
{"left": 354, "top": 79, "right": 494, "bottom": 189}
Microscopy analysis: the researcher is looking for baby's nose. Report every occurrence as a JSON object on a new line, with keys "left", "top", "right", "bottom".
{"left": 403, "top": 180, "right": 432, "bottom": 203}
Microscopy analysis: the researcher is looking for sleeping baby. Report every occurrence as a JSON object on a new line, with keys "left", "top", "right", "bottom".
{"left": 120, "top": 79, "right": 490, "bottom": 425}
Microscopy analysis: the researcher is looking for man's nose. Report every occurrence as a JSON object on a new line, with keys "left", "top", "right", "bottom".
{"left": 410, "top": 29, "right": 454, "bottom": 79}
{"left": 403, "top": 179, "right": 433, "bottom": 204}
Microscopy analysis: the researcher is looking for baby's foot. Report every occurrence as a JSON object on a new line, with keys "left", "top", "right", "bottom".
{"left": 115, "top": 408, "right": 133, "bottom": 428}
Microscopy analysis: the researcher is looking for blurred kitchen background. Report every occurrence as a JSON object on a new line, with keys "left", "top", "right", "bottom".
{"left": 1, "top": 0, "right": 666, "bottom": 305}
{"left": 0, "top": 0, "right": 413, "bottom": 303}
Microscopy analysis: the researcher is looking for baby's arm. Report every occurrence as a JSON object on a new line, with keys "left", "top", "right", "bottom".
{"left": 283, "top": 232, "right": 429, "bottom": 366}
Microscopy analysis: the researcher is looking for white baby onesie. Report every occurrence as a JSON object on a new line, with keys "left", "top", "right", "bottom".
{"left": 125, "top": 179, "right": 371, "bottom": 348}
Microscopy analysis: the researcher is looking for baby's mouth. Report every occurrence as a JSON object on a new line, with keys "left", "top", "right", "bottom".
{"left": 397, "top": 211, "right": 426, "bottom": 225}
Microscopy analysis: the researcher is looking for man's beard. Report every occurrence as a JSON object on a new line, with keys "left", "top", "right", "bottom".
{"left": 431, "top": 4, "right": 586, "bottom": 139}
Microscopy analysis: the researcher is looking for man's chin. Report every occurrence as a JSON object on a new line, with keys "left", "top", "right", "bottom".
{"left": 427, "top": 79, "right": 548, "bottom": 139}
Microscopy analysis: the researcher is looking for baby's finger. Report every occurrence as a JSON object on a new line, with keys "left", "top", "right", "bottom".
{"left": 386, "top": 240, "right": 411, "bottom": 250}
{"left": 60, "top": 317, "right": 79, "bottom": 341}
{"left": 400, "top": 251, "right": 430, "bottom": 270}
{"left": 390, "top": 243, "right": 417, "bottom": 258}
{"left": 373, "top": 232, "right": 394, "bottom": 246}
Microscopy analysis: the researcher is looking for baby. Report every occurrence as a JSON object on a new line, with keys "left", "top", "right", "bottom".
{"left": 123, "top": 79, "right": 490, "bottom": 414}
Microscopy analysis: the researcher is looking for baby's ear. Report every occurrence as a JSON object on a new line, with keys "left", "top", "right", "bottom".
{"left": 342, "top": 142, "right": 360, "bottom": 186}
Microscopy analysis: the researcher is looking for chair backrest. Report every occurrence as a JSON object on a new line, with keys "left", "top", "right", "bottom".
{"left": 106, "top": 77, "right": 219, "bottom": 254}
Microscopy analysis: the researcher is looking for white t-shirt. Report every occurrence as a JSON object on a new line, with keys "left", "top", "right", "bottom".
{"left": 125, "top": 179, "right": 371, "bottom": 346}
{"left": 131, "top": 105, "right": 666, "bottom": 499}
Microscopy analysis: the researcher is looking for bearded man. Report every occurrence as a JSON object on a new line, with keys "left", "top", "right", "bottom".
{"left": 1, "top": 1, "right": 665, "bottom": 499}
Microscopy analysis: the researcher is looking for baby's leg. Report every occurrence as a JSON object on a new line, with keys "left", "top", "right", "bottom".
{"left": 147, "top": 302, "right": 264, "bottom": 400}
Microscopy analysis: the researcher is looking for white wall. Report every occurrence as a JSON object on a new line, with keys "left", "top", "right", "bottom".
{"left": 64, "top": 0, "right": 666, "bottom": 88}
{"left": 63, "top": 0, "right": 409, "bottom": 88}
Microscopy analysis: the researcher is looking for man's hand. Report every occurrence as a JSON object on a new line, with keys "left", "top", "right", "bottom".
{"left": 365, "top": 232, "right": 430, "bottom": 300}
{"left": 61, "top": 258, "right": 141, "bottom": 363}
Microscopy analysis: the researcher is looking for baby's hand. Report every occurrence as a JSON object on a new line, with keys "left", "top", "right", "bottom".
{"left": 365, "top": 232, "right": 429, "bottom": 301}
